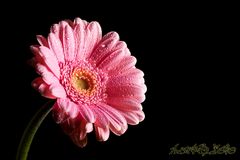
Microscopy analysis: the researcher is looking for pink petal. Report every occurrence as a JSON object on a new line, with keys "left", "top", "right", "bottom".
{"left": 85, "top": 123, "right": 93, "bottom": 133}
{"left": 95, "top": 126, "right": 110, "bottom": 141}
{"left": 106, "top": 84, "right": 146, "bottom": 103}
{"left": 48, "top": 33, "right": 65, "bottom": 63}
{"left": 97, "top": 49, "right": 125, "bottom": 70}
{"left": 91, "top": 107, "right": 109, "bottom": 130}
{"left": 106, "top": 84, "right": 146, "bottom": 99}
{"left": 107, "top": 56, "right": 137, "bottom": 76}
{"left": 89, "top": 32, "right": 119, "bottom": 64}
{"left": 107, "top": 68, "right": 146, "bottom": 87}
{"left": 74, "top": 23, "right": 85, "bottom": 60}
{"left": 124, "top": 47, "right": 131, "bottom": 56}
{"left": 63, "top": 24, "right": 75, "bottom": 61}
{"left": 96, "top": 41, "right": 127, "bottom": 71}
{"left": 52, "top": 102, "right": 69, "bottom": 123}
{"left": 135, "top": 110, "right": 145, "bottom": 122}
{"left": 31, "top": 77, "right": 44, "bottom": 89}
{"left": 113, "top": 68, "right": 144, "bottom": 79}
{"left": 120, "top": 111, "right": 140, "bottom": 125}
{"left": 79, "top": 130, "right": 87, "bottom": 142}
{"left": 134, "top": 95, "right": 146, "bottom": 103}
{"left": 57, "top": 99, "right": 79, "bottom": 119}
{"left": 30, "top": 45, "right": 44, "bottom": 64}
{"left": 108, "top": 72, "right": 145, "bottom": 87}
{"left": 36, "top": 35, "right": 49, "bottom": 47}
{"left": 97, "top": 103, "right": 127, "bottom": 134}
{"left": 73, "top": 18, "right": 88, "bottom": 28}
{"left": 113, "top": 41, "right": 127, "bottom": 53}
{"left": 71, "top": 130, "right": 88, "bottom": 148}
{"left": 83, "top": 22, "right": 102, "bottom": 59}
{"left": 78, "top": 104, "right": 96, "bottom": 123}
{"left": 35, "top": 63, "right": 59, "bottom": 85}
{"left": 49, "top": 83, "right": 66, "bottom": 98}
{"left": 69, "top": 120, "right": 90, "bottom": 148}
{"left": 50, "top": 24, "right": 60, "bottom": 36}
{"left": 109, "top": 123, "right": 128, "bottom": 136}
{"left": 79, "top": 120, "right": 92, "bottom": 137}
{"left": 32, "top": 78, "right": 56, "bottom": 99}
{"left": 106, "top": 97, "right": 142, "bottom": 111}
{"left": 64, "top": 19, "right": 74, "bottom": 28}
{"left": 58, "top": 21, "right": 69, "bottom": 47}
{"left": 39, "top": 46, "right": 60, "bottom": 78}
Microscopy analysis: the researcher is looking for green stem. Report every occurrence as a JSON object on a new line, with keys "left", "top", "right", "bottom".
{"left": 16, "top": 100, "right": 54, "bottom": 160}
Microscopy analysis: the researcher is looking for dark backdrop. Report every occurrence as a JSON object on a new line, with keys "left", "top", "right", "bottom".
{"left": 1, "top": 5, "right": 238, "bottom": 160}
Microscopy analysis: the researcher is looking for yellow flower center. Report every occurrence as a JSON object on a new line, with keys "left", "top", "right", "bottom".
{"left": 71, "top": 68, "right": 97, "bottom": 96}
{"left": 73, "top": 78, "right": 89, "bottom": 90}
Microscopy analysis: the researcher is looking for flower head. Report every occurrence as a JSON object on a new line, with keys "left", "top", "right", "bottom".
{"left": 31, "top": 18, "right": 146, "bottom": 147}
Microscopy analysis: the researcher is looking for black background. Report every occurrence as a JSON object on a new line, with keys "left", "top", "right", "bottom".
{"left": 1, "top": 3, "right": 238, "bottom": 160}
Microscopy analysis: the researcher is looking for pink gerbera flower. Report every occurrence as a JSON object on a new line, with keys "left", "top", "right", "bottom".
{"left": 31, "top": 17, "right": 146, "bottom": 147}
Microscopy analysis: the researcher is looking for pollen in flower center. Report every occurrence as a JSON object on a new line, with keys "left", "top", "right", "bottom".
{"left": 73, "top": 78, "right": 89, "bottom": 90}
{"left": 71, "top": 68, "right": 97, "bottom": 95}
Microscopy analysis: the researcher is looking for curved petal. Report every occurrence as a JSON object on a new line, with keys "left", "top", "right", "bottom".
{"left": 85, "top": 123, "right": 93, "bottom": 133}
{"left": 106, "top": 97, "right": 142, "bottom": 111}
{"left": 69, "top": 119, "right": 90, "bottom": 148}
{"left": 97, "top": 49, "right": 125, "bottom": 71}
{"left": 31, "top": 77, "right": 44, "bottom": 90}
{"left": 73, "top": 17, "right": 88, "bottom": 28}
{"left": 30, "top": 45, "right": 44, "bottom": 64}
{"left": 96, "top": 42, "right": 128, "bottom": 71}
{"left": 108, "top": 73, "right": 145, "bottom": 87}
{"left": 35, "top": 63, "right": 59, "bottom": 85}
{"left": 120, "top": 111, "right": 140, "bottom": 125}
{"left": 32, "top": 77, "right": 56, "bottom": 99}
{"left": 97, "top": 103, "right": 127, "bottom": 134}
{"left": 64, "top": 19, "right": 74, "bottom": 28}
{"left": 70, "top": 129, "right": 88, "bottom": 148}
{"left": 57, "top": 99, "right": 79, "bottom": 119}
{"left": 135, "top": 110, "right": 145, "bottom": 122}
{"left": 91, "top": 107, "right": 109, "bottom": 130}
{"left": 111, "top": 68, "right": 144, "bottom": 80}
{"left": 49, "top": 83, "right": 66, "bottom": 98}
{"left": 52, "top": 102, "right": 69, "bottom": 124}
{"left": 89, "top": 32, "right": 119, "bottom": 64}
{"left": 63, "top": 24, "right": 75, "bottom": 61}
{"left": 113, "top": 41, "right": 127, "bottom": 53}
{"left": 109, "top": 123, "right": 128, "bottom": 136}
{"left": 106, "top": 84, "right": 146, "bottom": 98}
{"left": 36, "top": 35, "right": 49, "bottom": 47}
{"left": 48, "top": 33, "right": 65, "bottom": 63}
{"left": 107, "top": 56, "right": 137, "bottom": 76}
{"left": 94, "top": 126, "right": 110, "bottom": 141}
{"left": 58, "top": 21, "right": 69, "bottom": 48}
{"left": 106, "top": 84, "right": 146, "bottom": 103}
{"left": 50, "top": 23, "right": 60, "bottom": 36}
{"left": 74, "top": 22, "right": 85, "bottom": 60}
{"left": 78, "top": 104, "right": 96, "bottom": 123}
{"left": 39, "top": 46, "right": 60, "bottom": 78}
{"left": 84, "top": 21, "right": 102, "bottom": 59}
